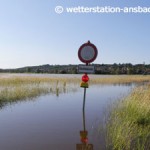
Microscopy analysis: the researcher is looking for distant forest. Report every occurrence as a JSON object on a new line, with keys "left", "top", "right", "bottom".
{"left": 0, "top": 63, "right": 150, "bottom": 75}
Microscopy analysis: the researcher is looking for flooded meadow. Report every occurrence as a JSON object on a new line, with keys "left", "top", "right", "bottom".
{"left": 0, "top": 74, "right": 149, "bottom": 150}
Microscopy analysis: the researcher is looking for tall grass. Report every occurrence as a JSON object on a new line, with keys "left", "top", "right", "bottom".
{"left": 91, "top": 75, "right": 150, "bottom": 84}
{"left": 0, "top": 76, "right": 79, "bottom": 107}
{"left": 0, "top": 75, "right": 150, "bottom": 85}
{"left": 0, "top": 75, "right": 150, "bottom": 108}
{"left": 106, "top": 84, "right": 150, "bottom": 150}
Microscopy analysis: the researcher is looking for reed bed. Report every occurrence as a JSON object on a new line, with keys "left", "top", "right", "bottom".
{"left": 0, "top": 75, "right": 150, "bottom": 85}
{"left": 106, "top": 84, "right": 150, "bottom": 150}
{"left": 90, "top": 75, "right": 150, "bottom": 84}
{"left": 0, "top": 76, "right": 80, "bottom": 86}
{"left": 0, "top": 75, "right": 150, "bottom": 107}
{"left": 0, "top": 76, "right": 79, "bottom": 106}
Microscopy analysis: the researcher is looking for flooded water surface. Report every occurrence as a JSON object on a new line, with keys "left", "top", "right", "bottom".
{"left": 0, "top": 75, "right": 134, "bottom": 150}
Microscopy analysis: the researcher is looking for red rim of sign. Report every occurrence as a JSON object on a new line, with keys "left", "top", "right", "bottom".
{"left": 78, "top": 41, "right": 98, "bottom": 64}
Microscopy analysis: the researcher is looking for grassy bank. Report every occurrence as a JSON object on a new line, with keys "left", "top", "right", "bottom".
{"left": 106, "top": 84, "right": 150, "bottom": 150}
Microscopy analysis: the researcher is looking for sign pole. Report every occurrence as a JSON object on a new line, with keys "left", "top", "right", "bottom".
{"left": 82, "top": 87, "right": 86, "bottom": 131}
{"left": 82, "top": 63, "right": 88, "bottom": 131}
{"left": 76, "top": 41, "right": 98, "bottom": 150}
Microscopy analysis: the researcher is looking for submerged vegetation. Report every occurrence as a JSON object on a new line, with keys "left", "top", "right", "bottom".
{"left": 0, "top": 74, "right": 150, "bottom": 108}
{"left": 106, "top": 84, "right": 150, "bottom": 150}
{"left": 0, "top": 75, "right": 80, "bottom": 108}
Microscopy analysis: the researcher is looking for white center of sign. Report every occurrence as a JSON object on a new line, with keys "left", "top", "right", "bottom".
{"left": 80, "top": 46, "right": 95, "bottom": 61}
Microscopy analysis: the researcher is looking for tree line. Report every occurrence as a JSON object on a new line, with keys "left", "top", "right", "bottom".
{"left": 0, "top": 63, "right": 150, "bottom": 75}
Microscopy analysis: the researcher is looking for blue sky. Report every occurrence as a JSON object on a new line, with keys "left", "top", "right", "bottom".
{"left": 0, "top": 0, "right": 150, "bottom": 68}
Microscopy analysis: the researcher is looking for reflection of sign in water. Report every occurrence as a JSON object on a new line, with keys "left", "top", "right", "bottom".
{"left": 77, "top": 41, "right": 95, "bottom": 150}
{"left": 76, "top": 144, "right": 93, "bottom": 150}
{"left": 78, "top": 41, "right": 98, "bottom": 64}
{"left": 76, "top": 90, "right": 94, "bottom": 150}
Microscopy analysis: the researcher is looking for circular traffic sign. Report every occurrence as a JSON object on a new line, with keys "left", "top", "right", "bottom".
{"left": 78, "top": 41, "right": 98, "bottom": 64}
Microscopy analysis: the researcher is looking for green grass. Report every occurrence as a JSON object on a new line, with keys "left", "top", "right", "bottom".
{"left": 106, "top": 84, "right": 150, "bottom": 150}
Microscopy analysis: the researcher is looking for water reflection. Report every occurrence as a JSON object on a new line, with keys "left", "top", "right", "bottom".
{"left": 0, "top": 83, "right": 135, "bottom": 150}
{"left": 76, "top": 88, "right": 94, "bottom": 150}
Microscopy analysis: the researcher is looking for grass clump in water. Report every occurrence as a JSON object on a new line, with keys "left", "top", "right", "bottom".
{"left": 0, "top": 76, "right": 79, "bottom": 107}
{"left": 106, "top": 84, "right": 150, "bottom": 150}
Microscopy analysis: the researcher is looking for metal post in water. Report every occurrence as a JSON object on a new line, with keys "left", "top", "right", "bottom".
{"left": 82, "top": 87, "right": 86, "bottom": 131}
{"left": 77, "top": 41, "right": 97, "bottom": 150}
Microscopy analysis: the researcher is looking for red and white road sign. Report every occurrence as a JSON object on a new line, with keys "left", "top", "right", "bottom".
{"left": 78, "top": 41, "right": 98, "bottom": 64}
